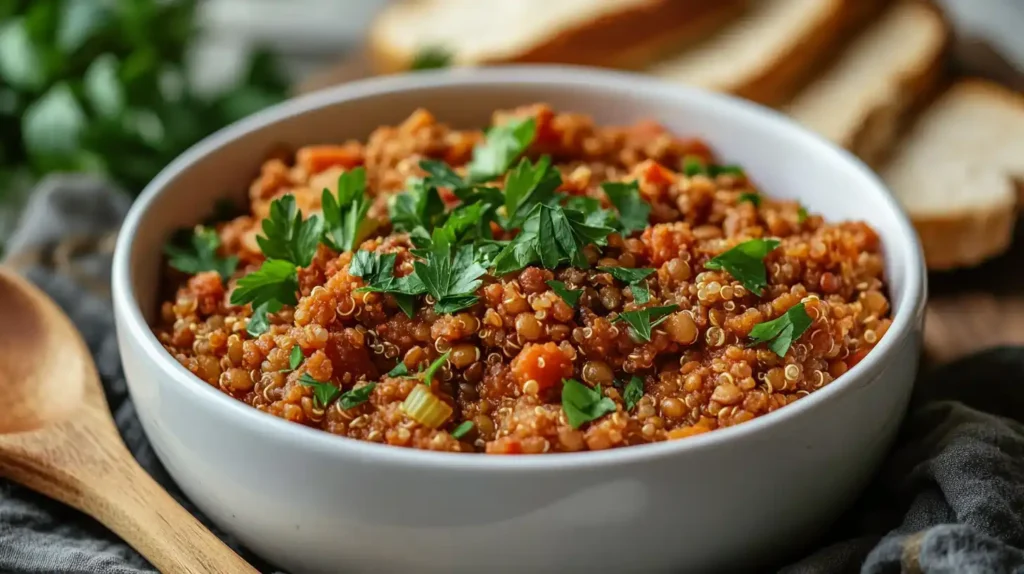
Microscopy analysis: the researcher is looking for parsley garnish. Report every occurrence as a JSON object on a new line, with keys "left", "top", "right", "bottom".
{"left": 598, "top": 266, "right": 655, "bottom": 304}
{"left": 739, "top": 192, "right": 761, "bottom": 207}
{"left": 704, "top": 238, "right": 781, "bottom": 297}
{"left": 602, "top": 181, "right": 651, "bottom": 235}
{"left": 288, "top": 346, "right": 303, "bottom": 371}
{"left": 246, "top": 303, "right": 274, "bottom": 337}
{"left": 322, "top": 167, "right": 376, "bottom": 253}
{"left": 414, "top": 230, "right": 486, "bottom": 314}
{"left": 389, "top": 178, "right": 446, "bottom": 234}
{"left": 232, "top": 259, "right": 299, "bottom": 309}
{"left": 504, "top": 155, "right": 561, "bottom": 227}
{"left": 298, "top": 373, "right": 340, "bottom": 409}
{"left": 422, "top": 351, "right": 451, "bottom": 386}
{"left": 467, "top": 116, "right": 536, "bottom": 184}
{"left": 420, "top": 159, "right": 466, "bottom": 189}
{"left": 682, "top": 155, "right": 706, "bottom": 176}
{"left": 349, "top": 250, "right": 422, "bottom": 318}
{"left": 749, "top": 303, "right": 812, "bottom": 358}
{"left": 562, "top": 379, "right": 617, "bottom": 429}
{"left": 797, "top": 206, "right": 808, "bottom": 224}
{"left": 164, "top": 227, "right": 238, "bottom": 281}
{"left": 410, "top": 47, "right": 452, "bottom": 70}
{"left": 623, "top": 376, "right": 644, "bottom": 411}
{"left": 546, "top": 280, "right": 582, "bottom": 306}
{"left": 565, "top": 195, "right": 617, "bottom": 228}
{"left": 338, "top": 383, "right": 376, "bottom": 409}
{"left": 710, "top": 165, "right": 745, "bottom": 177}
{"left": 451, "top": 420, "right": 473, "bottom": 439}
{"left": 492, "top": 204, "right": 614, "bottom": 275}
{"left": 681, "top": 155, "right": 745, "bottom": 178}
{"left": 256, "top": 194, "right": 322, "bottom": 267}
{"left": 613, "top": 304, "right": 679, "bottom": 343}
{"left": 387, "top": 362, "right": 410, "bottom": 377}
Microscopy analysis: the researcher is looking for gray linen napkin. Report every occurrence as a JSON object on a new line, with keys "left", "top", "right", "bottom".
{"left": 2, "top": 177, "right": 1024, "bottom": 574}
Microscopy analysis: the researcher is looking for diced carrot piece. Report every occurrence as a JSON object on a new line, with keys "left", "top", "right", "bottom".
{"left": 511, "top": 342, "right": 573, "bottom": 391}
{"left": 296, "top": 144, "right": 363, "bottom": 175}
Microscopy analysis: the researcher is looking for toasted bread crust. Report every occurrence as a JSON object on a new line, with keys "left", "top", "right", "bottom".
{"left": 847, "top": 1, "right": 951, "bottom": 166}
{"left": 734, "top": 0, "right": 893, "bottom": 105}
{"left": 368, "top": 0, "right": 747, "bottom": 74}
{"left": 897, "top": 79, "right": 1024, "bottom": 269}
{"left": 913, "top": 206, "right": 1016, "bottom": 270}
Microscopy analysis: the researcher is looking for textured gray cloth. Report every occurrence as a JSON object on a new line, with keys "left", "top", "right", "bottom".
{"left": 1, "top": 177, "right": 1024, "bottom": 574}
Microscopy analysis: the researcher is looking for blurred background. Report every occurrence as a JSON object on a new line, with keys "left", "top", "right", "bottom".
{"left": 0, "top": 0, "right": 1021, "bottom": 258}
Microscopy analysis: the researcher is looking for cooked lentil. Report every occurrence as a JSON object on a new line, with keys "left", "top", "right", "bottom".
{"left": 154, "top": 104, "right": 893, "bottom": 454}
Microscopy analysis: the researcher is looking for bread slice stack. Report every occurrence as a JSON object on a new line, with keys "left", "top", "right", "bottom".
{"left": 368, "top": 0, "right": 749, "bottom": 73}
{"left": 784, "top": 1, "right": 949, "bottom": 165}
{"left": 880, "top": 80, "right": 1024, "bottom": 269}
{"left": 367, "top": 0, "right": 1023, "bottom": 269}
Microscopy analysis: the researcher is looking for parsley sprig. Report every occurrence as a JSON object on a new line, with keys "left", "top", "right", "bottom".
{"left": 415, "top": 231, "right": 486, "bottom": 314}
{"left": 164, "top": 227, "right": 238, "bottom": 281}
{"left": 622, "top": 376, "right": 644, "bottom": 411}
{"left": 230, "top": 194, "right": 322, "bottom": 336}
{"left": 602, "top": 181, "right": 651, "bottom": 235}
{"left": 492, "top": 203, "right": 614, "bottom": 275}
{"left": 598, "top": 266, "right": 655, "bottom": 304}
{"left": 546, "top": 280, "right": 582, "bottom": 306}
{"left": 322, "top": 167, "right": 377, "bottom": 252}
{"left": 704, "top": 238, "right": 781, "bottom": 297}
{"left": 748, "top": 302, "right": 812, "bottom": 357}
{"left": 562, "top": 379, "right": 617, "bottom": 429}
{"left": 298, "top": 373, "right": 340, "bottom": 409}
{"left": 614, "top": 304, "right": 679, "bottom": 343}
{"left": 467, "top": 117, "right": 537, "bottom": 184}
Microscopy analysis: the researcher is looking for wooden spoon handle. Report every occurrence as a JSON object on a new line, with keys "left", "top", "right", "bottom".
{"left": 78, "top": 457, "right": 259, "bottom": 574}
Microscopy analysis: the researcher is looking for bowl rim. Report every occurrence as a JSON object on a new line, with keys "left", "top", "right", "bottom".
{"left": 112, "top": 65, "right": 927, "bottom": 472}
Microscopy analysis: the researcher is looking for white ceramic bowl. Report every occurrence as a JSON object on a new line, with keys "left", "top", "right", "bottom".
{"left": 112, "top": 66, "right": 927, "bottom": 574}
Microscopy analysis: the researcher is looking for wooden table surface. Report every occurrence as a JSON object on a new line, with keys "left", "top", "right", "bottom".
{"left": 298, "top": 55, "right": 1024, "bottom": 367}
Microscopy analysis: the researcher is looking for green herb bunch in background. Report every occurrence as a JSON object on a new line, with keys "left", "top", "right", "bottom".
{"left": 0, "top": 0, "right": 288, "bottom": 240}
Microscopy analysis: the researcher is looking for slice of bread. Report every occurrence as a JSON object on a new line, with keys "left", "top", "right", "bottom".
{"left": 785, "top": 1, "right": 949, "bottom": 166}
{"left": 368, "top": 0, "right": 748, "bottom": 74}
{"left": 646, "top": 0, "right": 890, "bottom": 105}
{"left": 881, "top": 80, "right": 1024, "bottom": 270}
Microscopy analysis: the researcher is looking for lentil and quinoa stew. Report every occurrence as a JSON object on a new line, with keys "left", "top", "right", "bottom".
{"left": 155, "top": 104, "right": 892, "bottom": 454}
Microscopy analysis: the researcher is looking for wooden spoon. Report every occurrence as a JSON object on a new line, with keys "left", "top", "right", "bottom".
{"left": 0, "top": 267, "right": 258, "bottom": 574}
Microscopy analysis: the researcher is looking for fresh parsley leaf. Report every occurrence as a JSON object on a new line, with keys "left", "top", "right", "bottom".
{"left": 338, "top": 383, "right": 376, "bottom": 409}
{"left": 422, "top": 351, "right": 451, "bottom": 386}
{"left": 562, "top": 379, "right": 617, "bottom": 429}
{"left": 322, "top": 167, "right": 377, "bottom": 253}
{"left": 257, "top": 194, "right": 323, "bottom": 267}
{"left": 288, "top": 345, "right": 303, "bottom": 371}
{"left": 420, "top": 159, "right": 466, "bottom": 189}
{"left": 389, "top": 178, "right": 446, "bottom": 233}
{"left": 387, "top": 362, "right": 410, "bottom": 377}
{"left": 623, "top": 376, "right": 644, "bottom": 411}
{"left": 546, "top": 280, "right": 582, "bottom": 306}
{"left": 163, "top": 227, "right": 238, "bottom": 281}
{"left": 410, "top": 47, "right": 452, "bottom": 70}
{"left": 231, "top": 258, "right": 300, "bottom": 310}
{"left": 564, "top": 195, "right": 617, "bottom": 228}
{"left": 350, "top": 251, "right": 424, "bottom": 318}
{"left": 704, "top": 238, "right": 781, "bottom": 297}
{"left": 467, "top": 116, "right": 537, "bottom": 184}
{"left": 613, "top": 304, "right": 679, "bottom": 343}
{"left": 298, "top": 373, "right": 341, "bottom": 409}
{"left": 797, "top": 206, "right": 808, "bottom": 224}
{"left": 451, "top": 420, "right": 474, "bottom": 439}
{"left": 749, "top": 302, "right": 812, "bottom": 358}
{"left": 739, "top": 192, "right": 761, "bottom": 207}
{"left": 414, "top": 230, "right": 486, "bottom": 314}
{"left": 602, "top": 181, "right": 650, "bottom": 235}
{"left": 682, "top": 155, "right": 706, "bottom": 177}
{"left": 709, "top": 164, "right": 745, "bottom": 177}
{"left": 598, "top": 266, "right": 655, "bottom": 305}
{"left": 246, "top": 302, "right": 277, "bottom": 337}
{"left": 492, "top": 204, "right": 615, "bottom": 275}
{"left": 504, "top": 155, "right": 561, "bottom": 227}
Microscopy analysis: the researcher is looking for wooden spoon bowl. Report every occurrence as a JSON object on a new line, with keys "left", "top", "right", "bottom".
{"left": 0, "top": 268, "right": 257, "bottom": 574}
